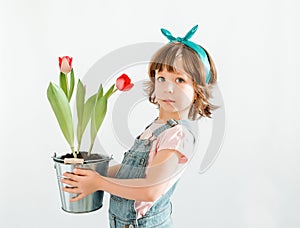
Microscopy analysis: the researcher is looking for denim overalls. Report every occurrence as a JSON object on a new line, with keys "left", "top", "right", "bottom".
{"left": 109, "top": 119, "right": 197, "bottom": 228}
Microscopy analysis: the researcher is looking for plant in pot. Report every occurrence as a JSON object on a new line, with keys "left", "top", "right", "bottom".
{"left": 47, "top": 56, "right": 134, "bottom": 213}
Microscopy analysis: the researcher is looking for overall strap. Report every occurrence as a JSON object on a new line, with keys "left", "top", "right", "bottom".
{"left": 136, "top": 119, "right": 158, "bottom": 139}
{"left": 152, "top": 119, "right": 179, "bottom": 138}
{"left": 149, "top": 119, "right": 199, "bottom": 143}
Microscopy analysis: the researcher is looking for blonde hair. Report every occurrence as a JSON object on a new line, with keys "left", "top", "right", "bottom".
{"left": 145, "top": 42, "right": 218, "bottom": 120}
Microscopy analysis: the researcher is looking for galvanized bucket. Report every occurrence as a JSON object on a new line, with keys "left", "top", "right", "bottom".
{"left": 53, "top": 153, "right": 112, "bottom": 213}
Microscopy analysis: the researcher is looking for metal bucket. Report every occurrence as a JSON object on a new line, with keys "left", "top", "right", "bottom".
{"left": 53, "top": 153, "right": 112, "bottom": 213}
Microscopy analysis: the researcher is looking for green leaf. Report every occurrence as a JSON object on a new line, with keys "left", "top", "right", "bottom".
{"left": 47, "top": 82, "right": 74, "bottom": 150}
{"left": 81, "top": 93, "right": 97, "bottom": 135}
{"left": 68, "top": 68, "right": 75, "bottom": 101}
{"left": 59, "top": 72, "right": 68, "bottom": 99}
{"left": 76, "top": 79, "right": 85, "bottom": 151}
{"left": 93, "top": 96, "right": 107, "bottom": 134}
{"left": 104, "top": 84, "right": 115, "bottom": 99}
{"left": 89, "top": 93, "right": 107, "bottom": 154}
{"left": 76, "top": 79, "right": 85, "bottom": 124}
{"left": 98, "top": 84, "right": 103, "bottom": 98}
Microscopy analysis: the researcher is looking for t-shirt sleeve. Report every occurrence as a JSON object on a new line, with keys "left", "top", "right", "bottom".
{"left": 156, "top": 125, "right": 195, "bottom": 163}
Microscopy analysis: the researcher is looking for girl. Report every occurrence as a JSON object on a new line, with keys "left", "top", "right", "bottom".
{"left": 62, "top": 25, "right": 217, "bottom": 228}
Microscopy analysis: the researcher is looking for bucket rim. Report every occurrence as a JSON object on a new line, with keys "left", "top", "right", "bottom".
{"left": 52, "top": 153, "right": 113, "bottom": 164}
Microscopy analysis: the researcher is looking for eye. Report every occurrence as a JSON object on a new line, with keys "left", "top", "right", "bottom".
{"left": 157, "top": 76, "right": 165, "bottom": 82}
{"left": 175, "top": 77, "right": 185, "bottom": 83}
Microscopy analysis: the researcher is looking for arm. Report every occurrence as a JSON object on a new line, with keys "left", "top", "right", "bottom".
{"left": 106, "top": 163, "right": 121, "bottom": 177}
{"left": 61, "top": 149, "right": 182, "bottom": 202}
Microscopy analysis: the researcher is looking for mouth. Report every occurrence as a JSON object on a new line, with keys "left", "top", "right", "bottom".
{"left": 162, "top": 99, "right": 175, "bottom": 103}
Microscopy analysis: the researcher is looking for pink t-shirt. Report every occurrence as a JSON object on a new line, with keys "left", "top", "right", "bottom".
{"left": 134, "top": 121, "right": 195, "bottom": 219}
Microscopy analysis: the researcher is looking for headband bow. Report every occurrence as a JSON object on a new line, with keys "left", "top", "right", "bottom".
{"left": 161, "top": 25, "right": 211, "bottom": 84}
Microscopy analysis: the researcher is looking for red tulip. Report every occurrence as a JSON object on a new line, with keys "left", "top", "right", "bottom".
{"left": 59, "top": 56, "right": 73, "bottom": 74}
{"left": 116, "top": 74, "right": 134, "bottom": 91}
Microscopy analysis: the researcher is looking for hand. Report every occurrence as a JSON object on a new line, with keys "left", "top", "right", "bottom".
{"left": 61, "top": 168, "right": 101, "bottom": 202}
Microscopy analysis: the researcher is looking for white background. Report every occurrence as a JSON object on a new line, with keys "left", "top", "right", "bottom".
{"left": 1, "top": 0, "right": 299, "bottom": 227}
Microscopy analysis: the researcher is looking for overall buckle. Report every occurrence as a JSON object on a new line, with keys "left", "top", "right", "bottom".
{"left": 167, "top": 119, "right": 178, "bottom": 127}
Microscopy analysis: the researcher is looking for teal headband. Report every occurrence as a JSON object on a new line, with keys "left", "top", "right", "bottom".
{"left": 161, "top": 25, "right": 211, "bottom": 84}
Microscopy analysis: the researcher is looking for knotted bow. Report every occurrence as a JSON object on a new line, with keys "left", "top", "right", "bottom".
{"left": 161, "top": 25, "right": 211, "bottom": 84}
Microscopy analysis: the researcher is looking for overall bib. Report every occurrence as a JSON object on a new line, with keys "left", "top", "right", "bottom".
{"left": 109, "top": 119, "right": 197, "bottom": 228}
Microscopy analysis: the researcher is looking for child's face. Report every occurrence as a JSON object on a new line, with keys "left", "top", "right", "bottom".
{"left": 154, "top": 68, "right": 195, "bottom": 119}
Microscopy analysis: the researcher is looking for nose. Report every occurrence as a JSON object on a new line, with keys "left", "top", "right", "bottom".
{"left": 165, "top": 81, "right": 174, "bottom": 93}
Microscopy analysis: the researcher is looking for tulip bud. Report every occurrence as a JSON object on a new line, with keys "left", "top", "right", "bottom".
{"left": 116, "top": 74, "right": 134, "bottom": 91}
{"left": 59, "top": 56, "right": 73, "bottom": 74}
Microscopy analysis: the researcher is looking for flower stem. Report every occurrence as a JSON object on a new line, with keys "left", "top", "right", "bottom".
{"left": 77, "top": 143, "right": 81, "bottom": 155}
{"left": 66, "top": 73, "right": 70, "bottom": 99}
{"left": 112, "top": 88, "right": 118, "bottom": 95}
{"left": 106, "top": 88, "right": 118, "bottom": 99}
{"left": 71, "top": 146, "right": 77, "bottom": 158}
{"left": 87, "top": 142, "right": 94, "bottom": 157}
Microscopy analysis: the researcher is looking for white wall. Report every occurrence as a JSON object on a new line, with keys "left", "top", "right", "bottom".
{"left": 0, "top": 0, "right": 299, "bottom": 227}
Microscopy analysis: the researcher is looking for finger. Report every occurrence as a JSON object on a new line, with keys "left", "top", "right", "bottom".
{"left": 63, "top": 172, "right": 77, "bottom": 179}
{"left": 62, "top": 186, "right": 80, "bottom": 194}
{"left": 70, "top": 193, "right": 86, "bottom": 202}
{"left": 63, "top": 172, "right": 81, "bottom": 181}
{"left": 73, "top": 168, "right": 89, "bottom": 176}
{"left": 61, "top": 178, "right": 77, "bottom": 186}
